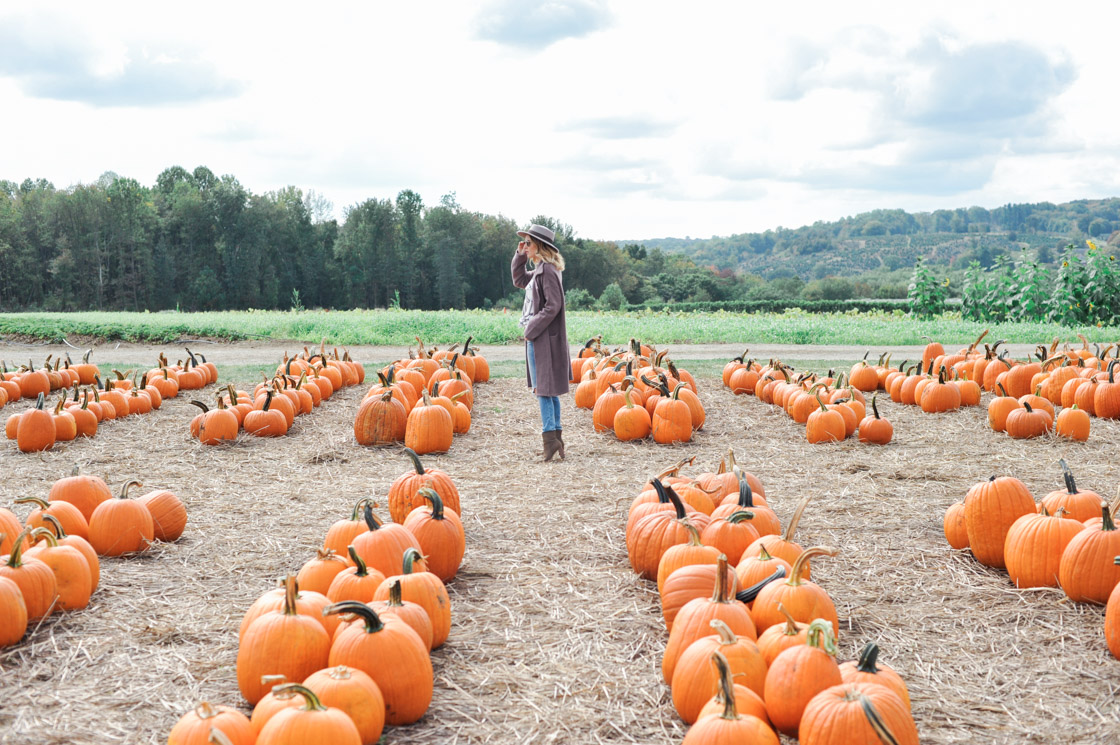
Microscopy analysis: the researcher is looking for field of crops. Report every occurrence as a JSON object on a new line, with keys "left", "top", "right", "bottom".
{"left": 2, "top": 309, "right": 1119, "bottom": 347}
{"left": 2, "top": 325, "right": 1120, "bottom": 744}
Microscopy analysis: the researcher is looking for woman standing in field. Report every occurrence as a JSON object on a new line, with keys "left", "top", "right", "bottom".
{"left": 512, "top": 224, "right": 571, "bottom": 462}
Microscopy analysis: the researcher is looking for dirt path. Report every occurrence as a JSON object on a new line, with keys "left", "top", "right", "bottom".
{"left": 2, "top": 347, "right": 1118, "bottom": 743}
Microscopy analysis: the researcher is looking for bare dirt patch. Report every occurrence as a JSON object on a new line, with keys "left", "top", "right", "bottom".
{"left": 1, "top": 344, "right": 1119, "bottom": 744}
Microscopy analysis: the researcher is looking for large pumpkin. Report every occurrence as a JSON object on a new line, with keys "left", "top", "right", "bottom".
{"left": 962, "top": 476, "right": 1035, "bottom": 569}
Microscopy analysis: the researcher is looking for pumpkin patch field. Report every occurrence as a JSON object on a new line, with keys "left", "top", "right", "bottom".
{"left": 1, "top": 339, "right": 1119, "bottom": 744}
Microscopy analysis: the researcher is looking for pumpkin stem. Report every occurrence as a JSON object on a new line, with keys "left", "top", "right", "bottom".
{"left": 788, "top": 545, "right": 837, "bottom": 587}
{"left": 711, "top": 554, "right": 730, "bottom": 603}
{"left": 778, "top": 602, "right": 802, "bottom": 635}
{"left": 708, "top": 651, "right": 740, "bottom": 721}
{"left": 268, "top": 683, "right": 330, "bottom": 713}
{"left": 734, "top": 471, "right": 755, "bottom": 508}
{"left": 1101, "top": 501, "right": 1115, "bottom": 532}
{"left": 418, "top": 487, "right": 445, "bottom": 520}
{"left": 323, "top": 600, "right": 385, "bottom": 633}
{"left": 734, "top": 565, "right": 786, "bottom": 604}
{"left": 855, "top": 641, "right": 881, "bottom": 673}
{"left": 362, "top": 502, "right": 383, "bottom": 531}
{"left": 709, "top": 618, "right": 738, "bottom": 645}
{"left": 207, "top": 727, "right": 235, "bottom": 745}
{"left": 401, "top": 546, "right": 424, "bottom": 574}
{"left": 405, "top": 443, "right": 425, "bottom": 472}
{"left": 805, "top": 618, "right": 838, "bottom": 656}
{"left": 1059, "top": 459, "right": 1078, "bottom": 495}
{"left": 118, "top": 479, "right": 143, "bottom": 500}
{"left": 784, "top": 496, "right": 811, "bottom": 542}
{"left": 871, "top": 394, "right": 882, "bottom": 419}
{"left": 347, "top": 545, "right": 369, "bottom": 577}
{"left": 40, "top": 513, "right": 67, "bottom": 538}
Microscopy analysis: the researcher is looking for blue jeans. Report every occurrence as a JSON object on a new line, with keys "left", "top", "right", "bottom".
{"left": 526, "top": 340, "right": 561, "bottom": 433}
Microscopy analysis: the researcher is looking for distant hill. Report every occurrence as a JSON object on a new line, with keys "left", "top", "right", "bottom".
{"left": 626, "top": 198, "right": 1120, "bottom": 280}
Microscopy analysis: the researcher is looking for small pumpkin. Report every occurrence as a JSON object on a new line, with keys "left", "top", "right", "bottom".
{"left": 254, "top": 684, "right": 361, "bottom": 745}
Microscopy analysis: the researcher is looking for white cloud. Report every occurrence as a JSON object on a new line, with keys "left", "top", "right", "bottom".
{"left": 0, "top": 1, "right": 1116, "bottom": 240}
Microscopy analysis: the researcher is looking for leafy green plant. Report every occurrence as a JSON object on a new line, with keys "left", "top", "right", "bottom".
{"left": 907, "top": 259, "right": 948, "bottom": 317}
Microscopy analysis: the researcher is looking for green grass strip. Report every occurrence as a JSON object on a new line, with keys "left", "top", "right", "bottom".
{"left": 1, "top": 309, "right": 1118, "bottom": 346}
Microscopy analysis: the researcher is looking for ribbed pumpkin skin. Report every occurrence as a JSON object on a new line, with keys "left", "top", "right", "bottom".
{"left": 404, "top": 402, "right": 452, "bottom": 454}
{"left": 168, "top": 702, "right": 255, "bottom": 745}
{"left": 351, "top": 522, "right": 422, "bottom": 580}
{"left": 0, "top": 552, "right": 57, "bottom": 620}
{"left": 326, "top": 564, "right": 386, "bottom": 604}
{"left": 838, "top": 646, "right": 912, "bottom": 712}
{"left": 369, "top": 590, "right": 435, "bottom": 651}
{"left": 1106, "top": 580, "right": 1120, "bottom": 661}
{"left": 671, "top": 633, "right": 768, "bottom": 723}
{"left": 0, "top": 576, "right": 28, "bottom": 646}
{"left": 660, "top": 562, "right": 738, "bottom": 630}
{"left": 25, "top": 541, "right": 91, "bottom": 611}
{"left": 239, "top": 588, "right": 337, "bottom": 641}
{"left": 256, "top": 704, "right": 362, "bottom": 745}
{"left": 799, "top": 682, "right": 919, "bottom": 745}
{"left": 16, "top": 406, "right": 55, "bottom": 452}
{"left": 765, "top": 642, "right": 842, "bottom": 736}
{"left": 354, "top": 392, "right": 406, "bottom": 446}
{"left": 1058, "top": 516, "right": 1120, "bottom": 604}
{"left": 662, "top": 597, "right": 757, "bottom": 684}
{"left": 1, "top": 508, "right": 27, "bottom": 554}
{"left": 963, "top": 476, "right": 1035, "bottom": 568}
{"left": 681, "top": 713, "right": 778, "bottom": 745}
{"left": 627, "top": 512, "right": 696, "bottom": 581}
{"left": 329, "top": 615, "right": 433, "bottom": 726}
{"left": 237, "top": 612, "right": 331, "bottom": 705}
{"left": 401, "top": 502, "right": 465, "bottom": 582}
{"left": 387, "top": 453, "right": 461, "bottom": 525}
{"left": 302, "top": 666, "right": 385, "bottom": 745}
{"left": 372, "top": 566, "right": 451, "bottom": 649}
{"left": 1004, "top": 511, "right": 1085, "bottom": 589}
{"left": 296, "top": 551, "right": 351, "bottom": 596}
{"left": 694, "top": 682, "right": 771, "bottom": 726}
{"left": 88, "top": 499, "right": 154, "bottom": 556}
{"left": 657, "top": 532, "right": 722, "bottom": 593}
{"left": 137, "top": 489, "right": 187, "bottom": 541}
{"left": 21, "top": 498, "right": 88, "bottom": 540}
{"left": 943, "top": 502, "right": 969, "bottom": 549}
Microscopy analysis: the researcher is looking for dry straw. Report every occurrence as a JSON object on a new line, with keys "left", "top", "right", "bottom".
{"left": 0, "top": 345, "right": 1118, "bottom": 744}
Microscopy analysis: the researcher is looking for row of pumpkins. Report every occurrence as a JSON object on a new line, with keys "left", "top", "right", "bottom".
{"left": 189, "top": 347, "right": 364, "bottom": 443}
{"left": 943, "top": 461, "right": 1120, "bottom": 660}
{"left": 624, "top": 455, "right": 920, "bottom": 743}
{"left": 572, "top": 338, "right": 704, "bottom": 443}
{"left": 6, "top": 352, "right": 221, "bottom": 451}
{"left": 168, "top": 449, "right": 464, "bottom": 744}
{"left": 722, "top": 356, "right": 894, "bottom": 445}
{"left": 354, "top": 337, "right": 491, "bottom": 454}
{"left": 0, "top": 469, "right": 187, "bottom": 647}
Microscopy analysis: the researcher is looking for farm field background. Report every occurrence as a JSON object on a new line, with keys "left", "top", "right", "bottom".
{"left": 2, "top": 319, "right": 1119, "bottom": 744}
{"left": 2, "top": 309, "right": 1120, "bottom": 347}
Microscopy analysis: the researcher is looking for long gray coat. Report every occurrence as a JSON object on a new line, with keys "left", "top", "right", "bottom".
{"left": 512, "top": 251, "right": 571, "bottom": 397}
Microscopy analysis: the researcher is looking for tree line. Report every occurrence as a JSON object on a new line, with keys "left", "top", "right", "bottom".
{"left": 0, "top": 168, "right": 737, "bottom": 312}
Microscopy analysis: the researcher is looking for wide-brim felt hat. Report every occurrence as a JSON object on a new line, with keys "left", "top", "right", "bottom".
{"left": 517, "top": 224, "right": 559, "bottom": 251}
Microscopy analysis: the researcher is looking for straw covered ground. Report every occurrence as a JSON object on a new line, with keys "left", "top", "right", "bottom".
{"left": 1, "top": 344, "right": 1119, "bottom": 744}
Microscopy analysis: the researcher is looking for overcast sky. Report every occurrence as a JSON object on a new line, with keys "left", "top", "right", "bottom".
{"left": 1, "top": 1, "right": 1116, "bottom": 240}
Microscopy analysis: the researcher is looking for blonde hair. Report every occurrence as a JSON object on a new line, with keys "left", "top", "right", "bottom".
{"left": 529, "top": 237, "right": 565, "bottom": 272}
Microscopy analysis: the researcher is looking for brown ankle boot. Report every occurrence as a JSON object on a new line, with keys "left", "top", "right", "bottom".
{"left": 555, "top": 430, "right": 565, "bottom": 460}
{"left": 541, "top": 430, "right": 561, "bottom": 462}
